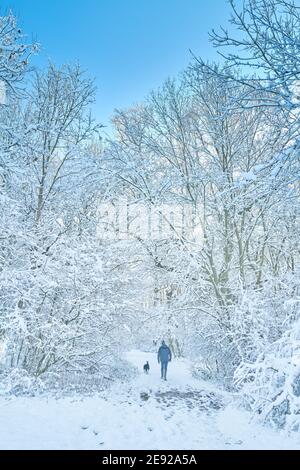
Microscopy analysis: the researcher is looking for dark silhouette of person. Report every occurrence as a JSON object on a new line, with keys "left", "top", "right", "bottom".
{"left": 157, "top": 340, "right": 172, "bottom": 380}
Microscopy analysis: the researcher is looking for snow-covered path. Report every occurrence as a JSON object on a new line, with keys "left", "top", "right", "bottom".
{"left": 0, "top": 350, "right": 299, "bottom": 450}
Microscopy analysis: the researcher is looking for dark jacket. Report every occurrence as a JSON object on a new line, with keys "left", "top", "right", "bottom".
{"left": 157, "top": 344, "right": 172, "bottom": 363}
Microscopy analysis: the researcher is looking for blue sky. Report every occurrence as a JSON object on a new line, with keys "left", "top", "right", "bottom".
{"left": 2, "top": 0, "right": 232, "bottom": 127}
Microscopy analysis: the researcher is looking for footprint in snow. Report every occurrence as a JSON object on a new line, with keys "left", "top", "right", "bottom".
{"left": 225, "top": 440, "right": 243, "bottom": 446}
{"left": 140, "top": 392, "right": 150, "bottom": 401}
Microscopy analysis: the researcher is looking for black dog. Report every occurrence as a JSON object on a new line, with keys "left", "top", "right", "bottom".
{"left": 143, "top": 361, "right": 150, "bottom": 374}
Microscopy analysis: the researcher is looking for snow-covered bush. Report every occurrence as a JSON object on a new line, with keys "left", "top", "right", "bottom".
{"left": 0, "top": 368, "right": 45, "bottom": 396}
{"left": 234, "top": 317, "right": 300, "bottom": 432}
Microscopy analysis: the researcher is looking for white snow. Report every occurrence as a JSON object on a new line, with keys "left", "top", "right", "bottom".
{"left": 0, "top": 350, "right": 299, "bottom": 450}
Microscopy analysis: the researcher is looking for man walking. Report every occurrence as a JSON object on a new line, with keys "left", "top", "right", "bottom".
{"left": 157, "top": 340, "right": 172, "bottom": 380}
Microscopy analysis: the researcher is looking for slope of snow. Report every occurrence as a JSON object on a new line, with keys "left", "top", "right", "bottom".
{"left": 0, "top": 350, "right": 299, "bottom": 450}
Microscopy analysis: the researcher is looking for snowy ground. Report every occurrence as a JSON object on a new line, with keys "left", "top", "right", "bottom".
{"left": 0, "top": 350, "right": 299, "bottom": 450}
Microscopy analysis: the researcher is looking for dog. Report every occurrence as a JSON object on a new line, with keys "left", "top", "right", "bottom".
{"left": 143, "top": 361, "right": 150, "bottom": 374}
